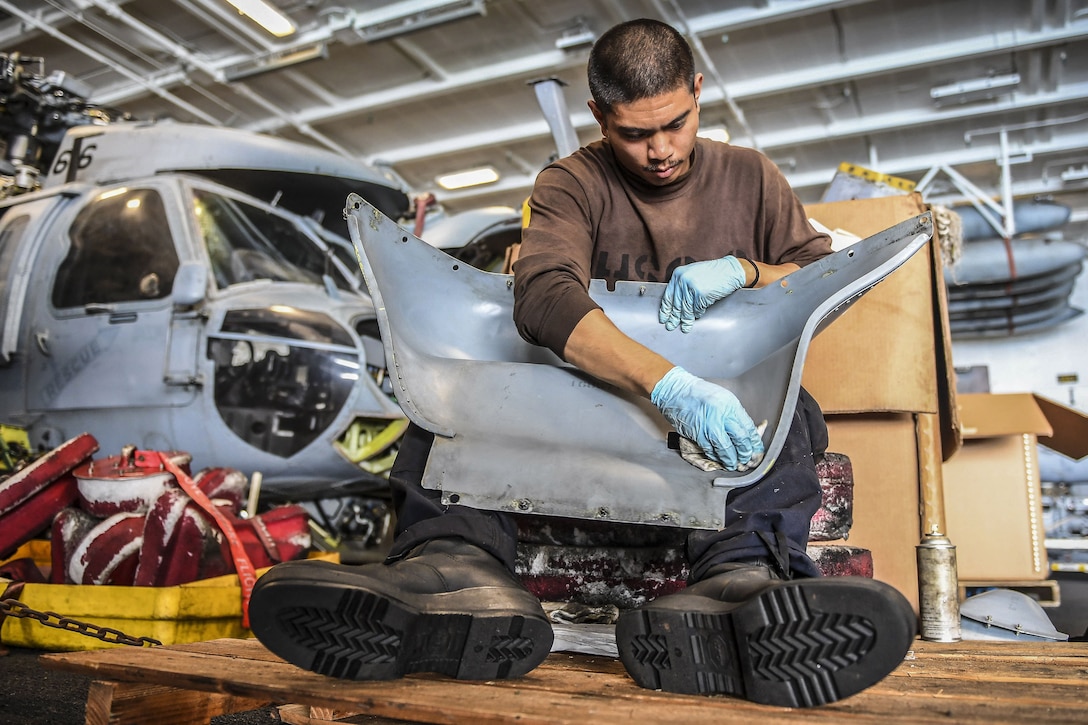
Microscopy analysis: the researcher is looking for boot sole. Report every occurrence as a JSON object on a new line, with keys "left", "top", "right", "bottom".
{"left": 249, "top": 562, "right": 553, "bottom": 681}
{"left": 616, "top": 577, "right": 915, "bottom": 707}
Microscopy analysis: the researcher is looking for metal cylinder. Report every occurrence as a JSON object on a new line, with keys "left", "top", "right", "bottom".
{"left": 917, "top": 532, "right": 962, "bottom": 642}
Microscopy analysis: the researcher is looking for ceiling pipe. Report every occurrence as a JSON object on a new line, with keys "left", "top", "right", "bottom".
{"left": 86, "top": 0, "right": 880, "bottom": 138}
{"left": 0, "top": 2, "right": 77, "bottom": 46}
{"left": 251, "top": 18, "right": 1088, "bottom": 137}
{"left": 683, "top": 0, "right": 877, "bottom": 35}
{"left": 76, "top": 0, "right": 1085, "bottom": 148}
{"left": 437, "top": 129, "right": 1088, "bottom": 210}
{"left": 86, "top": 0, "right": 227, "bottom": 82}
{"left": 373, "top": 69, "right": 1088, "bottom": 173}
{"left": 82, "top": 0, "right": 356, "bottom": 157}
{"left": 656, "top": 0, "right": 761, "bottom": 150}
{"left": 391, "top": 37, "right": 449, "bottom": 81}
{"left": 245, "top": 48, "right": 578, "bottom": 133}
{"left": 0, "top": 0, "right": 222, "bottom": 125}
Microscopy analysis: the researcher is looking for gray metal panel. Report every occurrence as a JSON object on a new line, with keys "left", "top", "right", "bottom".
{"left": 40, "top": 122, "right": 404, "bottom": 192}
{"left": 0, "top": 194, "right": 67, "bottom": 364}
{"left": 347, "top": 194, "right": 932, "bottom": 528}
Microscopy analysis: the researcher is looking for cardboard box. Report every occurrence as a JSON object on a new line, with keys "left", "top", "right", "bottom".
{"left": 803, "top": 193, "right": 959, "bottom": 458}
{"left": 822, "top": 413, "right": 924, "bottom": 612}
{"left": 943, "top": 393, "right": 1088, "bottom": 581}
{"left": 800, "top": 194, "right": 961, "bottom": 614}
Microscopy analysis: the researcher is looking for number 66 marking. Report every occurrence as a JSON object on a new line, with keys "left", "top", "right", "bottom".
{"left": 52, "top": 142, "right": 96, "bottom": 181}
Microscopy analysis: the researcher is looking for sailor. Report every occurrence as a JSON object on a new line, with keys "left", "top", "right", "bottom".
{"left": 249, "top": 18, "right": 916, "bottom": 707}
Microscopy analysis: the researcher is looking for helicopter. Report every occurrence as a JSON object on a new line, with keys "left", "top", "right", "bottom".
{"left": 0, "top": 52, "right": 522, "bottom": 549}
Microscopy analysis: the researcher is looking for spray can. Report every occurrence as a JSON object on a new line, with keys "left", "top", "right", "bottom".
{"left": 916, "top": 532, "right": 961, "bottom": 642}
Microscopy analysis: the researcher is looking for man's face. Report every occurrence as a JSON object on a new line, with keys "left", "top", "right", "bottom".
{"left": 590, "top": 73, "right": 703, "bottom": 187}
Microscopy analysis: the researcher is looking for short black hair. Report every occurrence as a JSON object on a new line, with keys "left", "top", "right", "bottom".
{"left": 588, "top": 18, "right": 696, "bottom": 115}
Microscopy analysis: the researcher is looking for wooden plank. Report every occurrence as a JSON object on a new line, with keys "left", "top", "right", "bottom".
{"left": 169, "top": 637, "right": 283, "bottom": 662}
{"left": 277, "top": 704, "right": 351, "bottom": 724}
{"left": 276, "top": 703, "right": 405, "bottom": 724}
{"left": 416, "top": 652, "right": 1088, "bottom": 723}
{"left": 43, "top": 639, "right": 1088, "bottom": 725}
{"left": 176, "top": 637, "right": 635, "bottom": 676}
{"left": 162, "top": 637, "right": 1088, "bottom": 671}
{"left": 275, "top": 703, "right": 439, "bottom": 724}
{"left": 51, "top": 649, "right": 765, "bottom": 725}
{"left": 815, "top": 689, "right": 1084, "bottom": 724}
{"left": 84, "top": 680, "right": 270, "bottom": 725}
{"left": 906, "top": 639, "right": 1087, "bottom": 661}
{"left": 891, "top": 658, "right": 1088, "bottom": 686}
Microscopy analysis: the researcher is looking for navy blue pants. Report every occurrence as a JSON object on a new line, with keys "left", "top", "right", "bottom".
{"left": 385, "top": 387, "right": 828, "bottom": 582}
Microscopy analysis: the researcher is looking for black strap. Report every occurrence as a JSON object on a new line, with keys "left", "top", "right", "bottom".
{"left": 757, "top": 530, "right": 793, "bottom": 581}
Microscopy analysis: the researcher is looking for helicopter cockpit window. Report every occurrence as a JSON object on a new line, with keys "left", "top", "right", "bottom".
{"left": 53, "top": 188, "right": 180, "bottom": 308}
{"left": 191, "top": 188, "right": 351, "bottom": 291}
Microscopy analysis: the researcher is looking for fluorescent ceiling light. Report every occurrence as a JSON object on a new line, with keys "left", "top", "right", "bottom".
{"left": 224, "top": 43, "right": 327, "bottom": 81}
{"left": 436, "top": 166, "right": 499, "bottom": 190}
{"left": 555, "top": 27, "right": 595, "bottom": 50}
{"left": 699, "top": 126, "right": 730, "bottom": 144}
{"left": 355, "top": 0, "right": 486, "bottom": 43}
{"left": 225, "top": 0, "right": 297, "bottom": 38}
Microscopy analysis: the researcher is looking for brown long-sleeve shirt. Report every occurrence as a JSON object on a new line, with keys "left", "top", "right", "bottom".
{"left": 513, "top": 137, "right": 832, "bottom": 357}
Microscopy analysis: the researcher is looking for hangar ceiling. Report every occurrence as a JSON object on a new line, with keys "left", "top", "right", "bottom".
{"left": 1, "top": 0, "right": 1087, "bottom": 241}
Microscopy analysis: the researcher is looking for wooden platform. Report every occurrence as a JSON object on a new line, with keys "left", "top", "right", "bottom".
{"left": 41, "top": 637, "right": 1088, "bottom": 724}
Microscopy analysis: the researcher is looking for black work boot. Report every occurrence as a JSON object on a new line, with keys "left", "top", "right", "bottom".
{"left": 249, "top": 537, "right": 553, "bottom": 681}
{"left": 616, "top": 564, "right": 916, "bottom": 707}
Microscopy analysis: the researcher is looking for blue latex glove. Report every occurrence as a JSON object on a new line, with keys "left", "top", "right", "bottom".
{"left": 659, "top": 256, "right": 747, "bottom": 333}
{"left": 650, "top": 366, "right": 764, "bottom": 471}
